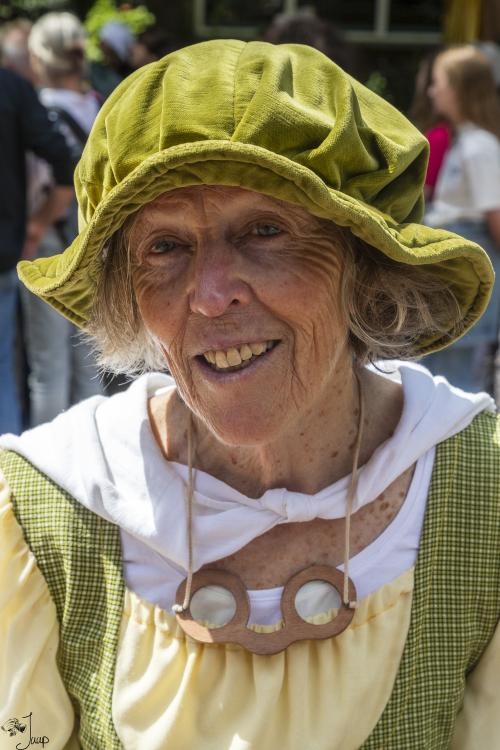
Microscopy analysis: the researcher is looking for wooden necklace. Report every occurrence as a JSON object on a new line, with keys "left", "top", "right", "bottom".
{"left": 173, "top": 376, "right": 364, "bottom": 655}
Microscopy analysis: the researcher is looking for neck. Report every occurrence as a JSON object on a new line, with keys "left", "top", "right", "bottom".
{"left": 44, "top": 74, "right": 84, "bottom": 92}
{"left": 196, "top": 370, "right": 360, "bottom": 497}
{"left": 154, "top": 366, "right": 404, "bottom": 499}
{"left": 448, "top": 108, "right": 466, "bottom": 128}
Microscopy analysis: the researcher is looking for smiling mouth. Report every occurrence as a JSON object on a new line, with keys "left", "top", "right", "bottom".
{"left": 198, "top": 340, "right": 279, "bottom": 372}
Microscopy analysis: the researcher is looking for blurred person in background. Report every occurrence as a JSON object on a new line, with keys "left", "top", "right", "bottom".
{"left": 129, "top": 27, "right": 176, "bottom": 69}
{"left": 0, "top": 65, "right": 74, "bottom": 435}
{"left": 424, "top": 45, "right": 500, "bottom": 394}
{"left": 409, "top": 50, "right": 452, "bottom": 201}
{"left": 89, "top": 19, "right": 134, "bottom": 99}
{"left": 1, "top": 17, "right": 68, "bottom": 259}
{"left": 0, "top": 18, "right": 35, "bottom": 82}
{"left": 22, "top": 12, "right": 103, "bottom": 426}
{"left": 262, "top": 6, "right": 359, "bottom": 77}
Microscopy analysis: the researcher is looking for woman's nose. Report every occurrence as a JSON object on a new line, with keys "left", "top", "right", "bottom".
{"left": 188, "top": 242, "right": 253, "bottom": 318}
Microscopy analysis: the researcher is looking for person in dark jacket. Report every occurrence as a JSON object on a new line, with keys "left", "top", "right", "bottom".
{"left": 0, "top": 67, "right": 74, "bottom": 434}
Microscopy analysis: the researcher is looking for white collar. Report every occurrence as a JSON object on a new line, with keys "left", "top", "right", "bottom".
{"left": 0, "top": 363, "right": 493, "bottom": 571}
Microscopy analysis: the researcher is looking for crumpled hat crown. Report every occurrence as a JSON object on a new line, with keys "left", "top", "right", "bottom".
{"left": 18, "top": 39, "right": 493, "bottom": 351}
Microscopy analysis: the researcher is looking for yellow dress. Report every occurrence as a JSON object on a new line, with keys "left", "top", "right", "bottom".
{"left": 0, "top": 476, "right": 499, "bottom": 749}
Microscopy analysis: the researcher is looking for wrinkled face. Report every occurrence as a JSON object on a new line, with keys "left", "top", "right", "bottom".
{"left": 428, "top": 59, "right": 459, "bottom": 122}
{"left": 131, "top": 186, "right": 351, "bottom": 446}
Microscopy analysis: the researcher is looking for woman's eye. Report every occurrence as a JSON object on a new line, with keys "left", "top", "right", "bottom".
{"left": 252, "top": 224, "right": 282, "bottom": 237}
{"left": 150, "top": 238, "right": 179, "bottom": 254}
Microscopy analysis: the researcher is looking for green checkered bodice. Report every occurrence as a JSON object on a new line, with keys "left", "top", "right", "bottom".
{"left": 361, "top": 409, "right": 500, "bottom": 748}
{"left": 1, "top": 410, "right": 499, "bottom": 749}
{"left": 1, "top": 450, "right": 124, "bottom": 750}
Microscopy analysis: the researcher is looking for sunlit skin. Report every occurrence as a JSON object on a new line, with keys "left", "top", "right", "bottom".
{"left": 132, "top": 186, "right": 405, "bottom": 507}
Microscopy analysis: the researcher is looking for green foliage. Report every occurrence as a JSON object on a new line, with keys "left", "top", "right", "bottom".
{"left": 84, "top": 0, "right": 155, "bottom": 60}
{"left": 364, "top": 70, "right": 393, "bottom": 103}
{"left": 0, "top": 0, "right": 71, "bottom": 21}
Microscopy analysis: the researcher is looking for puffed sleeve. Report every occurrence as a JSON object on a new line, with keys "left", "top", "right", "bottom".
{"left": 450, "top": 619, "right": 500, "bottom": 748}
{"left": 0, "top": 469, "right": 79, "bottom": 749}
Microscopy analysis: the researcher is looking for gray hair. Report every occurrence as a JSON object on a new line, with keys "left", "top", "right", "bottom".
{"left": 29, "top": 12, "right": 85, "bottom": 78}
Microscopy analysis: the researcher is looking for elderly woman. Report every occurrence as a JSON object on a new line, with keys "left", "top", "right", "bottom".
{"left": 0, "top": 41, "right": 499, "bottom": 750}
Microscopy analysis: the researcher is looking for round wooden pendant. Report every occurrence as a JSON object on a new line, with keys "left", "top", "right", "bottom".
{"left": 174, "top": 564, "right": 357, "bottom": 655}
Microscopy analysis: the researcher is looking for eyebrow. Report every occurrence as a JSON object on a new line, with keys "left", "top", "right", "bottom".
{"left": 134, "top": 203, "right": 297, "bottom": 233}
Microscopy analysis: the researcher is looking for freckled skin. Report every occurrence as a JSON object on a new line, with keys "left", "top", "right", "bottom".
{"left": 137, "top": 185, "right": 409, "bottom": 586}
{"left": 133, "top": 186, "right": 349, "bottom": 462}
{"left": 211, "top": 466, "right": 416, "bottom": 588}
{"left": 136, "top": 186, "right": 372, "bottom": 494}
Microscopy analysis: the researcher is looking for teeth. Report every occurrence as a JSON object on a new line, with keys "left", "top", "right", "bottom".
{"left": 203, "top": 341, "right": 274, "bottom": 369}
{"left": 240, "top": 344, "right": 253, "bottom": 361}
{"left": 226, "top": 347, "right": 242, "bottom": 366}
{"left": 215, "top": 351, "right": 229, "bottom": 368}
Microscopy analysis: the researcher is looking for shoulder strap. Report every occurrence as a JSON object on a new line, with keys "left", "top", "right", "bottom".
{"left": 0, "top": 450, "right": 124, "bottom": 750}
{"left": 48, "top": 106, "right": 88, "bottom": 147}
{"left": 362, "top": 411, "right": 500, "bottom": 749}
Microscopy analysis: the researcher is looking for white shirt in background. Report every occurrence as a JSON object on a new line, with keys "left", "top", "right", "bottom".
{"left": 425, "top": 122, "right": 500, "bottom": 227}
{"left": 39, "top": 87, "right": 100, "bottom": 134}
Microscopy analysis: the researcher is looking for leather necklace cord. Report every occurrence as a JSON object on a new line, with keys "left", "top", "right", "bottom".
{"left": 173, "top": 410, "right": 195, "bottom": 613}
{"left": 173, "top": 372, "right": 364, "bottom": 614}
{"left": 343, "top": 372, "right": 364, "bottom": 607}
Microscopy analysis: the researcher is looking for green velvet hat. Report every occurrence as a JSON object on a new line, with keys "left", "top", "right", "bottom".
{"left": 18, "top": 39, "right": 493, "bottom": 353}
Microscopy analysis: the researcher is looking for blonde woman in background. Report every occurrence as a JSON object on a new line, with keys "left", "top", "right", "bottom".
{"left": 409, "top": 49, "right": 452, "bottom": 201}
{"left": 425, "top": 45, "right": 500, "bottom": 394}
{"left": 22, "top": 12, "right": 103, "bottom": 426}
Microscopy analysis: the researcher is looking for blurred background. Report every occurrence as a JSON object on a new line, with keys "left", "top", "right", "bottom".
{"left": 2, "top": 0, "right": 500, "bottom": 110}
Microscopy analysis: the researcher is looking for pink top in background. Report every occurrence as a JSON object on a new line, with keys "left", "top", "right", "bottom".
{"left": 424, "top": 122, "right": 452, "bottom": 195}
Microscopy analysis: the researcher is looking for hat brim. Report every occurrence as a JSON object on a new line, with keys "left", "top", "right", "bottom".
{"left": 18, "top": 140, "right": 493, "bottom": 354}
